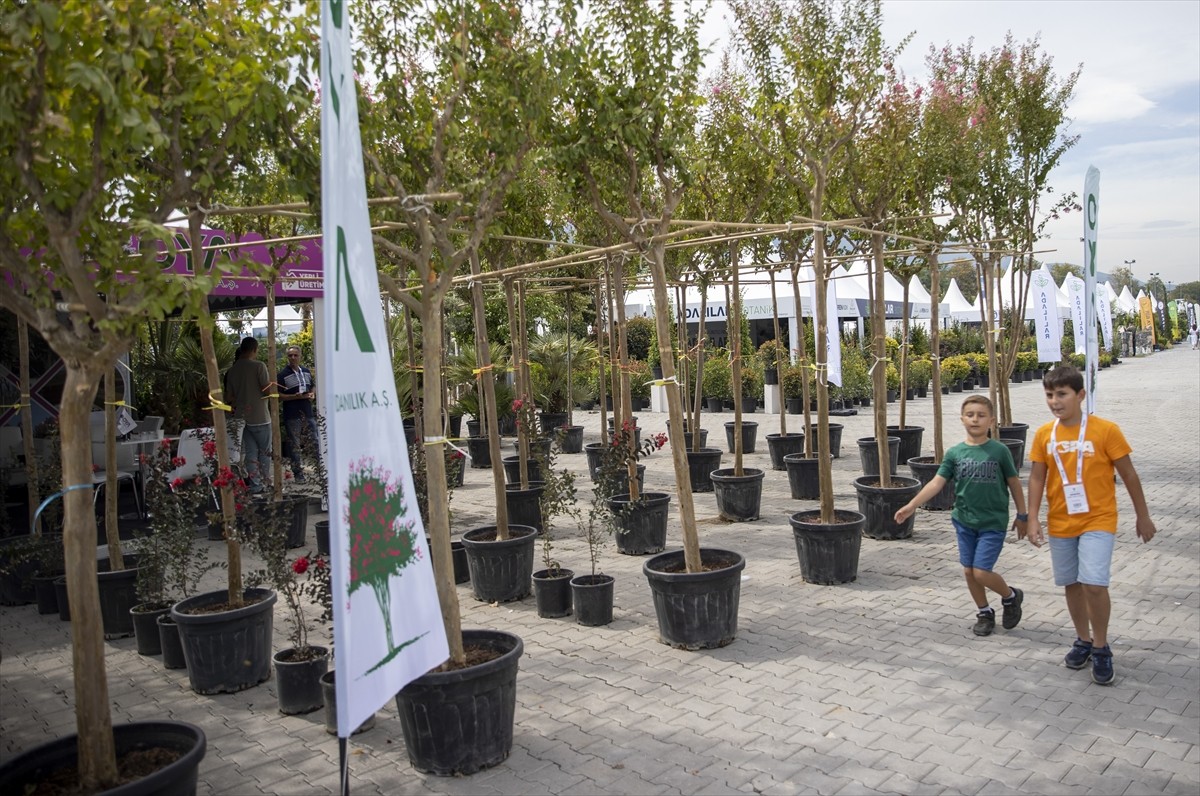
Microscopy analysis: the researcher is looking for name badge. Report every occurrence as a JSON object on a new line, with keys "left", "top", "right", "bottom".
{"left": 1063, "top": 483, "right": 1089, "bottom": 515}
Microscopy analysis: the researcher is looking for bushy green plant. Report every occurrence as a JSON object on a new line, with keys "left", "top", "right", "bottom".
{"left": 740, "top": 364, "right": 763, "bottom": 400}
{"left": 885, "top": 362, "right": 901, "bottom": 392}
{"left": 940, "top": 355, "right": 971, "bottom": 384}
{"left": 840, "top": 346, "right": 871, "bottom": 400}
{"left": 780, "top": 363, "right": 810, "bottom": 398}
{"left": 529, "top": 332, "right": 597, "bottom": 413}
{"left": 907, "top": 358, "right": 932, "bottom": 389}
{"left": 907, "top": 324, "right": 930, "bottom": 357}
{"left": 1016, "top": 351, "right": 1040, "bottom": 372}
{"left": 756, "top": 339, "right": 787, "bottom": 372}
{"left": 626, "top": 359, "right": 652, "bottom": 400}
{"left": 702, "top": 350, "right": 732, "bottom": 400}
{"left": 624, "top": 316, "right": 654, "bottom": 361}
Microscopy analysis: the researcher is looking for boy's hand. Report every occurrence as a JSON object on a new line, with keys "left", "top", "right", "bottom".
{"left": 893, "top": 504, "right": 915, "bottom": 524}
{"left": 1136, "top": 515, "right": 1157, "bottom": 543}
{"left": 1024, "top": 516, "right": 1044, "bottom": 548}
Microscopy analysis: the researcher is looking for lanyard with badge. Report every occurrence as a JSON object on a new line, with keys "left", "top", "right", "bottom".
{"left": 1050, "top": 414, "right": 1089, "bottom": 514}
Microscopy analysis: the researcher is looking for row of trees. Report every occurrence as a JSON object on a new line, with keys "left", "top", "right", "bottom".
{"left": 0, "top": 0, "right": 1082, "bottom": 788}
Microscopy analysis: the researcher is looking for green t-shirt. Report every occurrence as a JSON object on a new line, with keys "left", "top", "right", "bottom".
{"left": 937, "top": 439, "right": 1017, "bottom": 531}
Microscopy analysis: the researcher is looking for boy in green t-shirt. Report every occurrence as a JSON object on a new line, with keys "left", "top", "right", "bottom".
{"left": 896, "top": 395, "right": 1029, "bottom": 636}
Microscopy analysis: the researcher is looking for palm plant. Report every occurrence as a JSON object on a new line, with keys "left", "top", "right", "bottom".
{"left": 528, "top": 331, "right": 597, "bottom": 414}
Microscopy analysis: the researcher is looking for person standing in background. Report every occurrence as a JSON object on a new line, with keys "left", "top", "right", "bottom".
{"left": 225, "top": 337, "right": 272, "bottom": 494}
{"left": 278, "top": 345, "right": 321, "bottom": 483}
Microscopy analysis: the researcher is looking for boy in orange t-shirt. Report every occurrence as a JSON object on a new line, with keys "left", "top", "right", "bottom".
{"left": 1024, "top": 366, "right": 1156, "bottom": 685}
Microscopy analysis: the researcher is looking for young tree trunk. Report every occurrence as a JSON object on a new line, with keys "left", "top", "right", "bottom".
{"left": 61, "top": 362, "right": 119, "bottom": 789}
{"left": 899, "top": 281, "right": 911, "bottom": 429}
{"left": 980, "top": 255, "right": 1002, "bottom": 438}
{"left": 811, "top": 186, "right": 835, "bottom": 524}
{"left": 790, "top": 262, "right": 814, "bottom": 457}
{"left": 594, "top": 285, "right": 609, "bottom": 440}
{"left": 612, "top": 258, "right": 638, "bottom": 500}
{"left": 929, "top": 248, "right": 946, "bottom": 462}
{"left": 468, "top": 252, "right": 508, "bottom": 539}
{"left": 266, "top": 286, "right": 283, "bottom": 500}
{"left": 102, "top": 366, "right": 124, "bottom": 568}
{"left": 871, "top": 232, "right": 891, "bottom": 488}
{"left": 503, "top": 279, "right": 530, "bottom": 490}
{"left": 676, "top": 283, "right": 692, "bottom": 435}
{"left": 770, "top": 266, "right": 788, "bottom": 436}
{"left": 729, "top": 246, "right": 745, "bottom": 477}
{"left": 18, "top": 320, "right": 40, "bottom": 533}
{"left": 692, "top": 284, "right": 709, "bottom": 452}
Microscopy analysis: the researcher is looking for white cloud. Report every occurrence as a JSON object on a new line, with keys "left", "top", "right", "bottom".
{"left": 1071, "top": 82, "right": 1157, "bottom": 125}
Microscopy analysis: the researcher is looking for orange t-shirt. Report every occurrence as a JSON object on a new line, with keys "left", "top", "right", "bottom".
{"left": 1030, "top": 415, "right": 1132, "bottom": 538}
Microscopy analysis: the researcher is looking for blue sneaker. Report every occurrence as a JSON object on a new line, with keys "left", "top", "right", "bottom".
{"left": 1091, "top": 645, "right": 1115, "bottom": 685}
{"left": 1064, "top": 638, "right": 1093, "bottom": 669}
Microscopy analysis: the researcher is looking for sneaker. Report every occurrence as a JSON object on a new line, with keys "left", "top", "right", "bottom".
{"left": 1091, "top": 645, "right": 1115, "bottom": 685}
{"left": 973, "top": 609, "right": 996, "bottom": 636}
{"left": 1064, "top": 638, "right": 1093, "bottom": 669}
{"left": 1001, "top": 587, "right": 1023, "bottom": 629}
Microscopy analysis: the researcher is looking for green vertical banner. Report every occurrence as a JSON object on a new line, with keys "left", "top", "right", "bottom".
{"left": 319, "top": 0, "right": 448, "bottom": 743}
{"left": 1082, "top": 167, "right": 1100, "bottom": 414}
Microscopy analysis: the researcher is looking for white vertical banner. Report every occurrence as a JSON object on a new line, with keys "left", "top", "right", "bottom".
{"left": 1096, "top": 288, "right": 1114, "bottom": 351}
{"left": 1030, "top": 268, "right": 1063, "bottom": 362}
{"left": 1065, "top": 274, "right": 1086, "bottom": 355}
{"left": 1083, "top": 167, "right": 1101, "bottom": 413}
{"left": 811, "top": 277, "right": 842, "bottom": 386}
{"left": 320, "top": 0, "right": 448, "bottom": 739}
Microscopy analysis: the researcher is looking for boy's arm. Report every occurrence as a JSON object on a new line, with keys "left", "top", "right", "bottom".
{"left": 894, "top": 475, "right": 948, "bottom": 523}
{"left": 1113, "top": 455, "right": 1156, "bottom": 543}
{"left": 1024, "top": 461, "right": 1047, "bottom": 547}
{"left": 1006, "top": 475, "right": 1029, "bottom": 538}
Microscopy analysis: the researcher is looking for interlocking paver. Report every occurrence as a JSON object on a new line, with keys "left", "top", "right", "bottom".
{"left": 3, "top": 349, "right": 1198, "bottom": 794}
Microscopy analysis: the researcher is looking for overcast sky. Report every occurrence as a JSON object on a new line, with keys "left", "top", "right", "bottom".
{"left": 702, "top": 0, "right": 1200, "bottom": 288}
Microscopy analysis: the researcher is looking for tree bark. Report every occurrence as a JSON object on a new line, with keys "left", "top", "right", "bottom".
{"left": 871, "top": 232, "right": 891, "bottom": 488}
{"left": 469, "top": 252, "right": 508, "bottom": 539}
{"left": 18, "top": 320, "right": 39, "bottom": 533}
{"left": 930, "top": 248, "right": 945, "bottom": 462}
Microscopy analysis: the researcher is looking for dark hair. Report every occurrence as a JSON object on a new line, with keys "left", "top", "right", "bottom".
{"left": 1043, "top": 365, "right": 1084, "bottom": 392}
{"left": 960, "top": 394, "right": 994, "bottom": 415}
{"left": 236, "top": 337, "right": 259, "bottom": 358}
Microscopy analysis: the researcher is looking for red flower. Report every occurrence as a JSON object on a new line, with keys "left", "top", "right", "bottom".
{"left": 293, "top": 557, "right": 309, "bottom": 574}
{"left": 160, "top": 438, "right": 172, "bottom": 450}
{"left": 170, "top": 478, "right": 184, "bottom": 490}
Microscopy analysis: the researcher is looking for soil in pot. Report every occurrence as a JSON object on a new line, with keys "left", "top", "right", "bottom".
{"left": 172, "top": 587, "right": 277, "bottom": 695}
{"left": 642, "top": 548, "right": 745, "bottom": 650}
{"left": 532, "top": 569, "right": 574, "bottom": 618}
{"left": 608, "top": 492, "right": 670, "bottom": 555}
{"left": 789, "top": 509, "right": 865, "bottom": 585}
{"left": 461, "top": 525, "right": 537, "bottom": 603}
{"left": 766, "top": 433, "right": 805, "bottom": 470}
{"left": 0, "top": 721, "right": 206, "bottom": 796}
{"left": 710, "top": 468, "right": 765, "bottom": 522}
{"left": 854, "top": 476, "right": 922, "bottom": 540}
{"left": 395, "top": 629, "right": 523, "bottom": 776}
{"left": 274, "top": 645, "right": 329, "bottom": 715}
{"left": 570, "top": 574, "right": 614, "bottom": 627}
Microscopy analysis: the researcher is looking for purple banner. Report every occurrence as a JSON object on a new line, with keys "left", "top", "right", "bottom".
{"left": 128, "top": 227, "right": 324, "bottom": 299}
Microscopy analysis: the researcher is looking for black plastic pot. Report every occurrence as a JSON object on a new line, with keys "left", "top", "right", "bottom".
{"left": 584, "top": 442, "right": 605, "bottom": 481}
{"left": 315, "top": 519, "right": 330, "bottom": 555}
{"left": 571, "top": 574, "right": 615, "bottom": 626}
{"left": 273, "top": 646, "right": 329, "bottom": 715}
{"left": 395, "top": 629, "right": 523, "bottom": 776}
{"left": 809, "top": 423, "right": 843, "bottom": 459}
{"left": 452, "top": 540, "right": 470, "bottom": 584}
{"left": 741, "top": 398, "right": 757, "bottom": 413}
{"left": 764, "top": 368, "right": 779, "bottom": 385}
{"left": 786, "top": 397, "right": 803, "bottom": 414}
{"left": 322, "top": 670, "right": 376, "bottom": 735}
{"left": 0, "top": 535, "right": 37, "bottom": 606}
{"left": 766, "top": 433, "right": 806, "bottom": 470}
{"left": 706, "top": 397, "right": 723, "bottom": 413}
{"left": 999, "top": 438, "right": 1026, "bottom": 472}
{"left": 608, "top": 492, "right": 670, "bottom": 555}
{"left": 446, "top": 454, "right": 466, "bottom": 488}
{"left": 643, "top": 548, "right": 745, "bottom": 650}
{"left": 603, "top": 464, "right": 647, "bottom": 499}
{"left": 53, "top": 575, "right": 69, "bottom": 621}
{"left": 997, "top": 423, "right": 1029, "bottom": 469}
{"left": 172, "top": 587, "right": 277, "bottom": 695}
{"left": 270, "top": 496, "right": 309, "bottom": 549}
{"left": 448, "top": 414, "right": 463, "bottom": 439}
{"left": 97, "top": 562, "right": 139, "bottom": 640}
{"left": 502, "top": 455, "right": 543, "bottom": 484}
{"left": 0, "top": 721, "right": 206, "bottom": 796}
{"left": 467, "top": 419, "right": 481, "bottom": 438}
{"left": 789, "top": 510, "right": 865, "bottom": 585}
{"left": 32, "top": 571, "right": 63, "bottom": 615}
{"left": 724, "top": 421, "right": 759, "bottom": 454}
{"left": 131, "top": 603, "right": 171, "bottom": 656}
{"left": 513, "top": 436, "right": 553, "bottom": 460}
{"left": 783, "top": 454, "right": 822, "bottom": 500}
{"left": 157, "top": 613, "right": 187, "bottom": 670}
{"left": 466, "top": 436, "right": 492, "bottom": 469}
{"left": 854, "top": 475, "right": 922, "bottom": 540}
{"left": 679, "top": 429, "right": 709, "bottom": 450}
{"left": 710, "top": 468, "right": 765, "bottom": 522}
{"left": 685, "top": 447, "right": 724, "bottom": 493}
{"left": 532, "top": 569, "right": 574, "bottom": 618}
{"left": 908, "top": 457, "right": 955, "bottom": 511}
{"left": 461, "top": 525, "right": 537, "bottom": 603}
{"left": 539, "top": 412, "right": 568, "bottom": 435}
{"left": 503, "top": 481, "right": 545, "bottom": 534}
{"left": 886, "top": 425, "right": 925, "bottom": 464}
{"left": 857, "top": 436, "right": 900, "bottom": 477}
{"left": 556, "top": 425, "right": 584, "bottom": 454}
{"left": 207, "top": 519, "right": 226, "bottom": 542}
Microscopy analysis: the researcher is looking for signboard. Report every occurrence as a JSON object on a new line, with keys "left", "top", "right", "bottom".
{"left": 320, "top": 0, "right": 448, "bottom": 746}
{"left": 1082, "top": 168, "right": 1100, "bottom": 412}
{"left": 1031, "top": 268, "right": 1062, "bottom": 362}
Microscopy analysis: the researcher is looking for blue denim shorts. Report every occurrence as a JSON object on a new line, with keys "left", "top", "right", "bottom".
{"left": 1048, "top": 531, "right": 1115, "bottom": 587}
{"left": 952, "top": 518, "right": 1006, "bottom": 571}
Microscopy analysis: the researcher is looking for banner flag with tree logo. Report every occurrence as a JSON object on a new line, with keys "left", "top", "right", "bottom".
{"left": 319, "top": 0, "right": 448, "bottom": 740}
{"left": 1031, "top": 266, "right": 1063, "bottom": 362}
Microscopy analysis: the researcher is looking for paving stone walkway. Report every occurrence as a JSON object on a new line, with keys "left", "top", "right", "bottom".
{"left": 3, "top": 349, "right": 1198, "bottom": 794}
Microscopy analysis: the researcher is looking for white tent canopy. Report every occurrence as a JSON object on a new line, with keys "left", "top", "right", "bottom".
{"left": 942, "top": 278, "right": 978, "bottom": 322}
{"left": 1116, "top": 285, "right": 1139, "bottom": 314}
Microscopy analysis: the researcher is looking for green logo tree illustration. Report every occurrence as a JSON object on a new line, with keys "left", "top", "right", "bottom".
{"left": 345, "top": 456, "right": 425, "bottom": 673}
